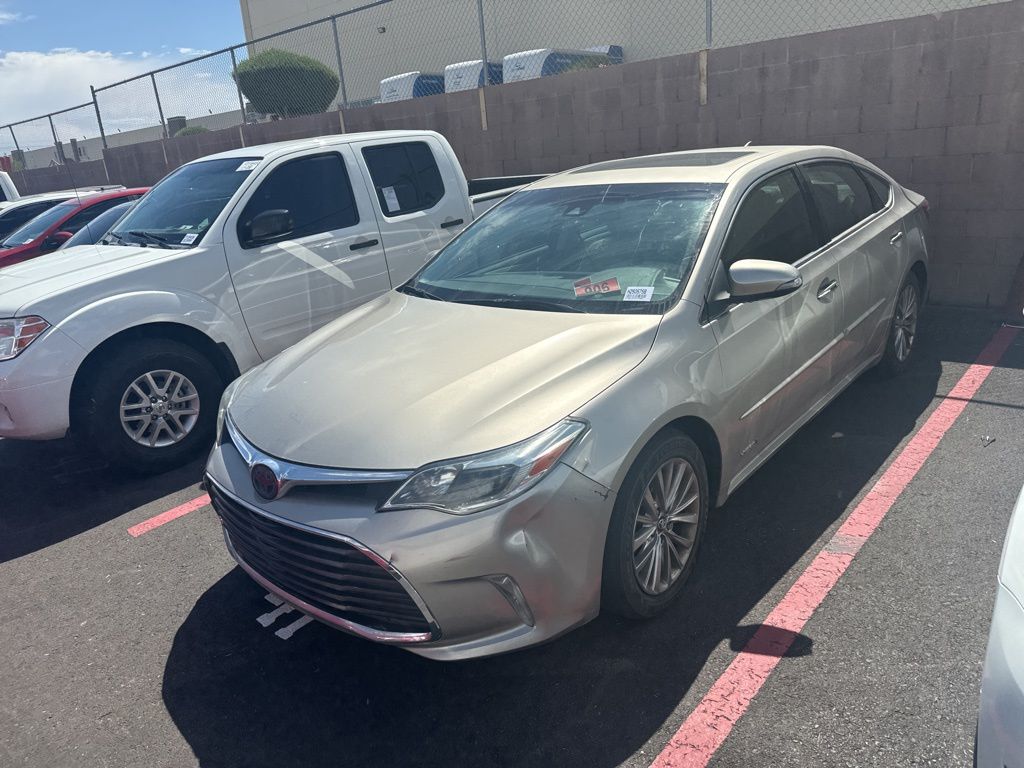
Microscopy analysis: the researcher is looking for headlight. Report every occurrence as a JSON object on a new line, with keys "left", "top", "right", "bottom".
{"left": 216, "top": 378, "right": 242, "bottom": 446}
{"left": 0, "top": 316, "right": 50, "bottom": 361}
{"left": 382, "top": 419, "right": 588, "bottom": 515}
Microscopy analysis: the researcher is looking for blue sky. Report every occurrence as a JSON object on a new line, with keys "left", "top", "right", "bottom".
{"left": 0, "top": 0, "right": 245, "bottom": 129}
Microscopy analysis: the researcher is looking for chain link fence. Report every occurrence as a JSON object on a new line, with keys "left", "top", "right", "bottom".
{"left": 0, "top": 0, "right": 1003, "bottom": 172}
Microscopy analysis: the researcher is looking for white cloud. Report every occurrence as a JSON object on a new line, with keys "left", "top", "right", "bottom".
{"left": 0, "top": 48, "right": 242, "bottom": 155}
{"left": 176, "top": 47, "right": 211, "bottom": 56}
{"left": 0, "top": 10, "right": 28, "bottom": 24}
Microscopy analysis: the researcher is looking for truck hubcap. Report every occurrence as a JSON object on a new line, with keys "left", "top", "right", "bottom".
{"left": 120, "top": 370, "right": 200, "bottom": 448}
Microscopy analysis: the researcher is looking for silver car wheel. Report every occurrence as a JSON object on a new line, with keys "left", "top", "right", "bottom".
{"left": 119, "top": 369, "right": 201, "bottom": 448}
{"left": 632, "top": 457, "right": 701, "bottom": 596}
{"left": 893, "top": 283, "right": 919, "bottom": 362}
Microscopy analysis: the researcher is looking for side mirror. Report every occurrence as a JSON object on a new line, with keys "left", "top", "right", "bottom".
{"left": 726, "top": 259, "right": 803, "bottom": 302}
{"left": 42, "top": 231, "right": 73, "bottom": 252}
{"left": 242, "top": 209, "right": 293, "bottom": 247}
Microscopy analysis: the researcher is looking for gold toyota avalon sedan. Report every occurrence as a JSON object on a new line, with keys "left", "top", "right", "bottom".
{"left": 205, "top": 146, "right": 929, "bottom": 660}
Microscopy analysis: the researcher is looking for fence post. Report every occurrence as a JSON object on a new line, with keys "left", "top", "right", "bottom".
{"left": 90, "top": 87, "right": 108, "bottom": 150}
{"left": 476, "top": 0, "right": 490, "bottom": 85}
{"left": 705, "top": 0, "right": 713, "bottom": 48}
{"left": 151, "top": 73, "right": 168, "bottom": 139}
{"left": 229, "top": 47, "right": 248, "bottom": 124}
{"left": 47, "top": 114, "right": 66, "bottom": 165}
{"left": 331, "top": 16, "right": 349, "bottom": 109}
{"left": 8, "top": 125, "right": 19, "bottom": 151}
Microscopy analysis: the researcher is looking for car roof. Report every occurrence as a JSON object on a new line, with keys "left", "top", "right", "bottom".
{"left": 188, "top": 130, "right": 441, "bottom": 164}
{"left": 533, "top": 145, "right": 872, "bottom": 188}
{"left": 0, "top": 191, "right": 76, "bottom": 211}
{"left": 60, "top": 187, "right": 149, "bottom": 209}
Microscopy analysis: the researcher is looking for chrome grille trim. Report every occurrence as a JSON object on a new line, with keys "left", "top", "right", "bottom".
{"left": 225, "top": 413, "right": 412, "bottom": 499}
{"left": 207, "top": 476, "right": 439, "bottom": 644}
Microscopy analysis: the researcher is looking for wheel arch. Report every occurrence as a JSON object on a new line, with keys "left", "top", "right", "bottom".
{"left": 69, "top": 322, "right": 240, "bottom": 430}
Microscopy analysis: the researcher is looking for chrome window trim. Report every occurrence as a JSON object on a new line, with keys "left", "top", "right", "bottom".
{"left": 208, "top": 475, "right": 441, "bottom": 644}
{"left": 225, "top": 412, "right": 413, "bottom": 499}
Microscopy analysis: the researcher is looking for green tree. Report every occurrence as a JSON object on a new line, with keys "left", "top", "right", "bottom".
{"left": 233, "top": 48, "right": 340, "bottom": 117}
{"left": 174, "top": 125, "right": 209, "bottom": 137}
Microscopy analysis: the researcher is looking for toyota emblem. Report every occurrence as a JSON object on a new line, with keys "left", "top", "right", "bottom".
{"left": 251, "top": 463, "right": 280, "bottom": 501}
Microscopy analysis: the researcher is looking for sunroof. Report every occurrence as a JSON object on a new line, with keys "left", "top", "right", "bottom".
{"left": 572, "top": 151, "right": 755, "bottom": 174}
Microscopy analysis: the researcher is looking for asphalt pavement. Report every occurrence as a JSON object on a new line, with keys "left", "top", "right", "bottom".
{"left": 1, "top": 306, "right": 1021, "bottom": 768}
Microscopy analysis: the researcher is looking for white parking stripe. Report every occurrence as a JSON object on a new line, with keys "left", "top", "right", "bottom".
{"left": 257, "top": 603, "right": 294, "bottom": 627}
{"left": 275, "top": 615, "right": 313, "bottom": 640}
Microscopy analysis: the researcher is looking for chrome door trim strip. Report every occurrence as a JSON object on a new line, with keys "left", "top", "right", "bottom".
{"left": 740, "top": 333, "right": 844, "bottom": 421}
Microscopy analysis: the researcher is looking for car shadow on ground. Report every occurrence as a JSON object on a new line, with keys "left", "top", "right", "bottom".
{"left": 0, "top": 438, "right": 206, "bottom": 563}
{"left": 161, "top": 311, "right": 1008, "bottom": 768}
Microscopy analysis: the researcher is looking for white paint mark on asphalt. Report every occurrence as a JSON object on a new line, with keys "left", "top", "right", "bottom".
{"left": 275, "top": 615, "right": 313, "bottom": 640}
{"left": 264, "top": 593, "right": 284, "bottom": 607}
{"left": 257, "top": 603, "right": 294, "bottom": 627}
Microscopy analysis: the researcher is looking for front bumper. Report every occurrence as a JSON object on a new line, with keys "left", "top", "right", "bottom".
{"left": 976, "top": 584, "right": 1024, "bottom": 768}
{"left": 206, "top": 435, "right": 616, "bottom": 660}
{"left": 0, "top": 327, "right": 83, "bottom": 440}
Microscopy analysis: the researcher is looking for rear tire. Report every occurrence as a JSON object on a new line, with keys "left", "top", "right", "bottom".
{"left": 74, "top": 339, "right": 223, "bottom": 474}
{"left": 602, "top": 431, "right": 709, "bottom": 619}
{"left": 879, "top": 271, "right": 922, "bottom": 377}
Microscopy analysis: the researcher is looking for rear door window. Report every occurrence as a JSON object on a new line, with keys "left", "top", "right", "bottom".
{"left": 801, "top": 162, "right": 876, "bottom": 241}
{"left": 721, "top": 169, "right": 819, "bottom": 266}
{"left": 238, "top": 152, "right": 359, "bottom": 249}
{"left": 361, "top": 141, "right": 445, "bottom": 217}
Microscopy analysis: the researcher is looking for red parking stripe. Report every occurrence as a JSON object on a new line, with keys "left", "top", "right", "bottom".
{"left": 128, "top": 494, "right": 210, "bottom": 537}
{"left": 651, "top": 325, "right": 1019, "bottom": 768}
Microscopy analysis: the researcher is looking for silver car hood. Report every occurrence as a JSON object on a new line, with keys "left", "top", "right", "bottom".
{"left": 229, "top": 291, "right": 661, "bottom": 469}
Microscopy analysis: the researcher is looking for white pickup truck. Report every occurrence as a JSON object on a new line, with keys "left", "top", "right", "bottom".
{"left": 0, "top": 130, "right": 526, "bottom": 470}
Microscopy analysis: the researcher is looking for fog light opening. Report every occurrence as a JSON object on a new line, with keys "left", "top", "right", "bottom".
{"left": 485, "top": 574, "right": 535, "bottom": 628}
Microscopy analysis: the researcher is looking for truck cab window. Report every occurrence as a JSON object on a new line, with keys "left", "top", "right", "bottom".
{"left": 362, "top": 141, "right": 445, "bottom": 217}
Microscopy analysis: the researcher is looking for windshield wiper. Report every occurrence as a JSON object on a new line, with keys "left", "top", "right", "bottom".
{"left": 128, "top": 230, "right": 179, "bottom": 248}
{"left": 460, "top": 297, "right": 588, "bottom": 313}
{"left": 398, "top": 284, "right": 447, "bottom": 302}
{"left": 101, "top": 231, "right": 130, "bottom": 246}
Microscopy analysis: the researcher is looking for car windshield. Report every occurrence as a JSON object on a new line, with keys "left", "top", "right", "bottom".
{"left": 106, "top": 157, "right": 260, "bottom": 248}
{"left": 1, "top": 199, "right": 77, "bottom": 247}
{"left": 406, "top": 183, "right": 723, "bottom": 314}
{"left": 63, "top": 202, "right": 134, "bottom": 249}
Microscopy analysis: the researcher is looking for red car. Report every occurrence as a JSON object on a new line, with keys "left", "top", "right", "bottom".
{"left": 0, "top": 188, "right": 149, "bottom": 268}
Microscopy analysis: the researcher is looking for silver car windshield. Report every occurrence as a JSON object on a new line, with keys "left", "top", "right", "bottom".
{"left": 106, "top": 157, "right": 260, "bottom": 248}
{"left": 407, "top": 183, "right": 723, "bottom": 314}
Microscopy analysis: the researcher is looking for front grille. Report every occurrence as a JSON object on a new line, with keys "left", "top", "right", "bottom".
{"left": 208, "top": 479, "right": 432, "bottom": 636}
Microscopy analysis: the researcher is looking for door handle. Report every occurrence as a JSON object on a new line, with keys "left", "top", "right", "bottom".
{"left": 440, "top": 218, "right": 464, "bottom": 229}
{"left": 817, "top": 279, "right": 839, "bottom": 301}
{"left": 889, "top": 231, "right": 904, "bottom": 245}
{"left": 349, "top": 239, "right": 379, "bottom": 251}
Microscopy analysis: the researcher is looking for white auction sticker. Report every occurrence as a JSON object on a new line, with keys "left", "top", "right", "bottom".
{"left": 382, "top": 186, "right": 400, "bottom": 213}
{"left": 236, "top": 160, "right": 260, "bottom": 172}
{"left": 623, "top": 286, "right": 655, "bottom": 301}
{"left": 180, "top": 233, "right": 198, "bottom": 245}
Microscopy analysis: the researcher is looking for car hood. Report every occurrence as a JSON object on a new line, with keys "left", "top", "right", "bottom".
{"left": 0, "top": 244, "right": 176, "bottom": 314}
{"left": 229, "top": 291, "right": 662, "bottom": 469}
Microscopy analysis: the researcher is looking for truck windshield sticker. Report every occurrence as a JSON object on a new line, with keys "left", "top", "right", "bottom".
{"left": 180, "top": 233, "right": 198, "bottom": 245}
{"left": 381, "top": 186, "right": 400, "bottom": 213}
{"left": 236, "top": 160, "right": 260, "bottom": 172}
{"left": 623, "top": 286, "right": 655, "bottom": 301}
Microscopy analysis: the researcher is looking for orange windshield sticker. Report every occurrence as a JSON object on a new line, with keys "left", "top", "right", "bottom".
{"left": 573, "top": 277, "right": 621, "bottom": 297}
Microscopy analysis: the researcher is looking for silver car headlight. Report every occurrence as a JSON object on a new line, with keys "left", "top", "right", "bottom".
{"left": 382, "top": 419, "right": 588, "bottom": 515}
{"left": 216, "top": 378, "right": 242, "bottom": 445}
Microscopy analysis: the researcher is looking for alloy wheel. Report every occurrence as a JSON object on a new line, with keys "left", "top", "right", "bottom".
{"left": 893, "top": 283, "right": 919, "bottom": 362}
{"left": 119, "top": 369, "right": 201, "bottom": 448}
{"left": 632, "top": 457, "right": 701, "bottom": 595}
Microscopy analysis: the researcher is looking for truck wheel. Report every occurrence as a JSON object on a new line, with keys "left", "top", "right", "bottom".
{"left": 75, "top": 339, "right": 223, "bottom": 474}
{"left": 602, "top": 431, "right": 708, "bottom": 619}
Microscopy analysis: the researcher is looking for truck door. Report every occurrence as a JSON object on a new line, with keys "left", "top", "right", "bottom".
{"left": 353, "top": 136, "right": 473, "bottom": 284}
{"left": 223, "top": 146, "right": 389, "bottom": 360}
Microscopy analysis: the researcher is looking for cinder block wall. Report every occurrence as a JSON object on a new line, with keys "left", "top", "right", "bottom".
{"left": 343, "top": 1, "right": 1024, "bottom": 311}
{"left": 14, "top": 2, "right": 1024, "bottom": 311}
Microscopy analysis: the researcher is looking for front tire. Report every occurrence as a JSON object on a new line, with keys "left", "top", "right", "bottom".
{"left": 74, "top": 339, "right": 223, "bottom": 474}
{"left": 602, "top": 431, "right": 709, "bottom": 619}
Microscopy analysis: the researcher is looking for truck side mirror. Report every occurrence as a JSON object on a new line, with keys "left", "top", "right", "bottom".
{"left": 241, "top": 209, "right": 293, "bottom": 248}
